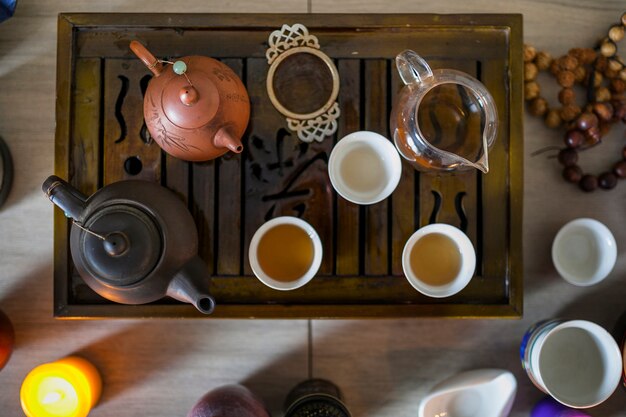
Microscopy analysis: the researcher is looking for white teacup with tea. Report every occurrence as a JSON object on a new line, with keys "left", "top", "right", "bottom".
{"left": 402, "top": 223, "right": 476, "bottom": 298}
{"left": 328, "top": 131, "right": 402, "bottom": 205}
{"left": 249, "top": 216, "right": 323, "bottom": 290}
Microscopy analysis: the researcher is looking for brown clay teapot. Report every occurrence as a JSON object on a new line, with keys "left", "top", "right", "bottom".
{"left": 130, "top": 41, "right": 250, "bottom": 162}
{"left": 42, "top": 175, "right": 215, "bottom": 314}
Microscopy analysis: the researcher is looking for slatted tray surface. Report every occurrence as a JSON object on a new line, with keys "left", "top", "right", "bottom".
{"left": 55, "top": 14, "right": 523, "bottom": 318}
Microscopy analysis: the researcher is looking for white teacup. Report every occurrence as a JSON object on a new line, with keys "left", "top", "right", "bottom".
{"left": 328, "top": 131, "right": 402, "bottom": 205}
{"left": 521, "top": 319, "right": 622, "bottom": 408}
{"left": 402, "top": 223, "right": 476, "bottom": 298}
{"left": 248, "top": 216, "right": 322, "bottom": 291}
{"left": 551, "top": 218, "right": 617, "bottom": 286}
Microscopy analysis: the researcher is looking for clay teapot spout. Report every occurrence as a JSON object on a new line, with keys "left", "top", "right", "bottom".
{"left": 214, "top": 127, "right": 244, "bottom": 154}
{"left": 167, "top": 256, "right": 216, "bottom": 315}
{"left": 42, "top": 175, "right": 87, "bottom": 222}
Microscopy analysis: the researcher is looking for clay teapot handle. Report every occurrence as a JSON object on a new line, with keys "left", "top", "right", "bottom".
{"left": 130, "top": 41, "right": 163, "bottom": 77}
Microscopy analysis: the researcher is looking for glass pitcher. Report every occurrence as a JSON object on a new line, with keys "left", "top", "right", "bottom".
{"left": 390, "top": 50, "right": 498, "bottom": 173}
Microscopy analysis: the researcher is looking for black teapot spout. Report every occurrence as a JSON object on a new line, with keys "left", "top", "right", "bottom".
{"left": 42, "top": 175, "right": 87, "bottom": 221}
{"left": 167, "top": 256, "right": 216, "bottom": 315}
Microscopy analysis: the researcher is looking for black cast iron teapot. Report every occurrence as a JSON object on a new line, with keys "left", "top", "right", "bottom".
{"left": 43, "top": 175, "right": 215, "bottom": 314}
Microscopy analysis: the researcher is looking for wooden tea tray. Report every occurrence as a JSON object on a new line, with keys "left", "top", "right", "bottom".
{"left": 54, "top": 13, "right": 523, "bottom": 318}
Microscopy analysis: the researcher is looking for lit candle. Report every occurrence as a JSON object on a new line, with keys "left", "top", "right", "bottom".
{"left": 0, "top": 308, "right": 15, "bottom": 371}
{"left": 21, "top": 356, "right": 102, "bottom": 417}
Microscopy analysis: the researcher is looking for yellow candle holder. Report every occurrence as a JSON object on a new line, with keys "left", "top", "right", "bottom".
{"left": 21, "top": 356, "right": 102, "bottom": 417}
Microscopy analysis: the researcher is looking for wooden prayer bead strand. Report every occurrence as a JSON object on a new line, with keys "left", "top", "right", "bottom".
{"left": 527, "top": 12, "right": 626, "bottom": 192}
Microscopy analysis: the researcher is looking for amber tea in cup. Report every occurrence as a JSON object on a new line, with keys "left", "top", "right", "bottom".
{"left": 249, "top": 217, "right": 323, "bottom": 290}
{"left": 409, "top": 232, "right": 462, "bottom": 287}
{"left": 257, "top": 223, "right": 314, "bottom": 282}
{"left": 402, "top": 223, "right": 475, "bottom": 298}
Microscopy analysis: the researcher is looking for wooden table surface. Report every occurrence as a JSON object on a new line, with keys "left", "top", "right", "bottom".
{"left": 1, "top": 1, "right": 625, "bottom": 416}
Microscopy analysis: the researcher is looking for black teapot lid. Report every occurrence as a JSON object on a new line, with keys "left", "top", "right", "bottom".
{"left": 77, "top": 204, "right": 162, "bottom": 286}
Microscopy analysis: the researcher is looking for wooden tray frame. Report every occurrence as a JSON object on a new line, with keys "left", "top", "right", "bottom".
{"left": 54, "top": 13, "right": 523, "bottom": 319}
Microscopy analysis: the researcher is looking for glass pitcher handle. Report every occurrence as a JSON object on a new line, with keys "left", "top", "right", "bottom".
{"left": 396, "top": 50, "right": 433, "bottom": 85}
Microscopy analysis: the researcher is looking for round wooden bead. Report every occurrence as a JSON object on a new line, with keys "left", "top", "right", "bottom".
{"left": 593, "top": 71, "right": 603, "bottom": 87}
{"left": 596, "top": 86, "right": 612, "bottom": 102}
{"left": 550, "top": 60, "right": 560, "bottom": 76}
{"left": 561, "top": 55, "right": 578, "bottom": 71}
{"left": 529, "top": 97, "right": 548, "bottom": 116}
{"left": 569, "top": 47, "right": 596, "bottom": 65}
{"left": 592, "top": 102, "right": 614, "bottom": 121}
{"left": 524, "top": 62, "right": 538, "bottom": 81}
{"left": 573, "top": 66, "right": 587, "bottom": 83}
{"left": 558, "top": 148, "right": 578, "bottom": 166}
{"left": 613, "top": 161, "right": 626, "bottom": 178}
{"left": 535, "top": 51, "right": 552, "bottom": 70}
{"left": 560, "top": 105, "right": 581, "bottom": 122}
{"left": 611, "top": 79, "right": 626, "bottom": 94}
{"left": 562, "top": 165, "right": 583, "bottom": 183}
{"left": 563, "top": 165, "right": 583, "bottom": 183}
{"left": 598, "top": 172, "right": 618, "bottom": 190}
{"left": 622, "top": 11, "right": 626, "bottom": 26}
{"left": 564, "top": 130, "right": 584, "bottom": 148}
{"left": 523, "top": 44, "right": 537, "bottom": 62}
{"left": 557, "top": 70, "right": 575, "bottom": 88}
{"left": 600, "top": 39, "right": 617, "bottom": 58}
{"left": 545, "top": 109, "right": 562, "bottom": 128}
{"left": 608, "top": 58, "right": 624, "bottom": 72}
{"left": 608, "top": 25, "right": 625, "bottom": 42}
{"left": 576, "top": 112, "right": 598, "bottom": 130}
{"left": 584, "top": 126, "right": 601, "bottom": 145}
{"left": 524, "top": 81, "right": 540, "bottom": 100}
{"left": 579, "top": 174, "right": 598, "bottom": 192}
{"left": 596, "top": 56, "right": 609, "bottom": 72}
{"left": 558, "top": 88, "right": 576, "bottom": 105}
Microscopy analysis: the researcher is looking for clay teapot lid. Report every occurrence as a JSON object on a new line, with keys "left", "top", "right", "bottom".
{"left": 160, "top": 60, "right": 220, "bottom": 129}
{"left": 78, "top": 204, "right": 162, "bottom": 287}
{"left": 129, "top": 41, "right": 220, "bottom": 130}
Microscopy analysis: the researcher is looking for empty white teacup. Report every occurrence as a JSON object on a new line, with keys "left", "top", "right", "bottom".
{"left": 551, "top": 218, "right": 617, "bottom": 286}
{"left": 402, "top": 223, "right": 476, "bottom": 298}
{"left": 328, "top": 131, "right": 402, "bottom": 205}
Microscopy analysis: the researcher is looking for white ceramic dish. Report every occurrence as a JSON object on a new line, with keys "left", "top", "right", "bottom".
{"left": 418, "top": 369, "right": 517, "bottom": 417}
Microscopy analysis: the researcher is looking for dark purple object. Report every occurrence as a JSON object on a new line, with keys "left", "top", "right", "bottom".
{"left": 531, "top": 397, "right": 591, "bottom": 417}
{"left": 187, "top": 385, "right": 270, "bottom": 417}
{"left": 0, "top": 0, "right": 17, "bottom": 23}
